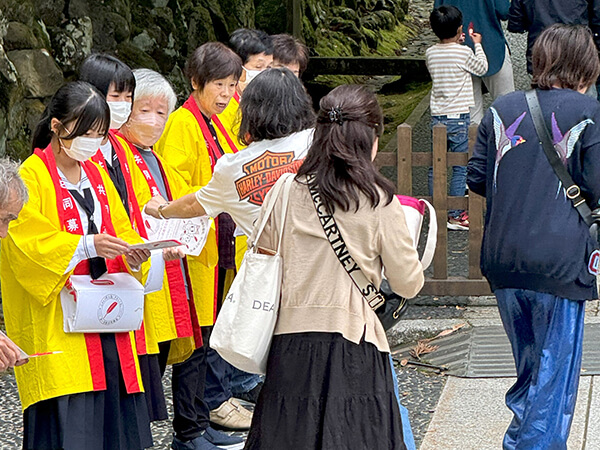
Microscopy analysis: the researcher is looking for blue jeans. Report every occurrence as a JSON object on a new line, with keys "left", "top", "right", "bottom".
{"left": 495, "top": 289, "right": 585, "bottom": 450}
{"left": 204, "top": 348, "right": 262, "bottom": 409}
{"left": 389, "top": 354, "right": 416, "bottom": 450}
{"left": 428, "top": 113, "right": 470, "bottom": 218}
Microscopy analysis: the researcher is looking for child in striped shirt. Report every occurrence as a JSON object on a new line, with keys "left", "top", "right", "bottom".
{"left": 426, "top": 5, "right": 488, "bottom": 230}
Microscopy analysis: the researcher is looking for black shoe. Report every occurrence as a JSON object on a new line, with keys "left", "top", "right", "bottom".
{"left": 203, "top": 426, "right": 244, "bottom": 448}
{"left": 234, "top": 382, "right": 263, "bottom": 404}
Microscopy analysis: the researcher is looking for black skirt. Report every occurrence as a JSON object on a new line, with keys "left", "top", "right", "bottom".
{"left": 23, "top": 334, "right": 153, "bottom": 450}
{"left": 138, "top": 353, "right": 168, "bottom": 422}
{"left": 244, "top": 332, "right": 406, "bottom": 450}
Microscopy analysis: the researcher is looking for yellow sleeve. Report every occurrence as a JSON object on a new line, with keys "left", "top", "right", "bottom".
{"left": 3, "top": 158, "right": 82, "bottom": 306}
{"left": 155, "top": 109, "right": 213, "bottom": 188}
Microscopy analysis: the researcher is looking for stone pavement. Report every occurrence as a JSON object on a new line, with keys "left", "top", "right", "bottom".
{"left": 391, "top": 300, "right": 600, "bottom": 449}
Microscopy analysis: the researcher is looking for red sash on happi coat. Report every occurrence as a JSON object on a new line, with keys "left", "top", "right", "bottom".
{"left": 34, "top": 145, "right": 142, "bottom": 394}
{"left": 182, "top": 95, "right": 238, "bottom": 324}
{"left": 115, "top": 132, "right": 195, "bottom": 342}
{"left": 212, "top": 92, "right": 241, "bottom": 154}
{"left": 91, "top": 131, "right": 149, "bottom": 354}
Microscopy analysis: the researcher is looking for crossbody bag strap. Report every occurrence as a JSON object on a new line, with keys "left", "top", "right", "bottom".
{"left": 525, "top": 89, "right": 594, "bottom": 227}
{"left": 306, "top": 174, "right": 385, "bottom": 311}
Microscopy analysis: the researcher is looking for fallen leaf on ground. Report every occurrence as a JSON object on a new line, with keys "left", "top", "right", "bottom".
{"left": 400, "top": 359, "right": 408, "bottom": 367}
{"left": 410, "top": 340, "right": 439, "bottom": 359}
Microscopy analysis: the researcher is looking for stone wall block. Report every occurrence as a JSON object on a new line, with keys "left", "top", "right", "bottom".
{"left": 7, "top": 49, "right": 64, "bottom": 98}
{"left": 4, "top": 22, "right": 39, "bottom": 50}
{"left": 51, "top": 17, "right": 93, "bottom": 72}
{"left": 115, "top": 41, "right": 160, "bottom": 71}
{"left": 33, "top": 0, "right": 65, "bottom": 27}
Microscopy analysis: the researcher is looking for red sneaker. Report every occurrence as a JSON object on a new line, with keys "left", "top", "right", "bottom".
{"left": 447, "top": 212, "right": 469, "bottom": 230}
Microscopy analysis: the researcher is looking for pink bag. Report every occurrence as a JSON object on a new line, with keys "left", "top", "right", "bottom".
{"left": 396, "top": 195, "right": 437, "bottom": 270}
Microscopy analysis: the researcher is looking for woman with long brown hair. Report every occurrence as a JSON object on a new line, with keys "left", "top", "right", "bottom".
{"left": 244, "top": 85, "right": 424, "bottom": 449}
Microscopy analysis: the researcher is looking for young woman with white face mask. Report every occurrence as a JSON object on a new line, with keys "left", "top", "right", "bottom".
{"left": 80, "top": 53, "right": 176, "bottom": 424}
{"left": 1, "top": 81, "right": 152, "bottom": 450}
{"left": 216, "top": 29, "right": 274, "bottom": 152}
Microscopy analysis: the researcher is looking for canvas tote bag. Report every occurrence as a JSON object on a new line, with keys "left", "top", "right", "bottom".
{"left": 210, "top": 173, "right": 294, "bottom": 374}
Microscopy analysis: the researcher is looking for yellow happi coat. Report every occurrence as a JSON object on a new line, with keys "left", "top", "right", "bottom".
{"left": 100, "top": 133, "right": 193, "bottom": 357}
{"left": 215, "top": 94, "right": 248, "bottom": 269}
{"left": 1, "top": 154, "right": 148, "bottom": 411}
{"left": 155, "top": 105, "right": 242, "bottom": 327}
{"left": 215, "top": 93, "right": 247, "bottom": 153}
{"left": 119, "top": 134, "right": 200, "bottom": 363}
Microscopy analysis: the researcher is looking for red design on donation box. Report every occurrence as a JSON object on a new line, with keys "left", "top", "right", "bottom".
{"left": 235, "top": 151, "right": 304, "bottom": 206}
{"left": 589, "top": 250, "right": 600, "bottom": 275}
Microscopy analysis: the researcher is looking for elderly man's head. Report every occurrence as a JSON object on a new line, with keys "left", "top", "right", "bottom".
{"left": 0, "top": 159, "right": 27, "bottom": 238}
{"left": 122, "top": 69, "right": 177, "bottom": 149}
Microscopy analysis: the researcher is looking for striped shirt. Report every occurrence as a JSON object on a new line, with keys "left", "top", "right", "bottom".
{"left": 426, "top": 42, "right": 488, "bottom": 115}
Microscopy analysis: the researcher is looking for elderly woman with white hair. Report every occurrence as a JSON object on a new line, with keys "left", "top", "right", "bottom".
{"left": 118, "top": 68, "right": 244, "bottom": 450}
{"left": 80, "top": 54, "right": 185, "bottom": 425}
{"left": 0, "top": 158, "right": 29, "bottom": 372}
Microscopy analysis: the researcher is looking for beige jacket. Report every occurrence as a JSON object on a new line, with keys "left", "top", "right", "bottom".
{"left": 250, "top": 177, "right": 424, "bottom": 352}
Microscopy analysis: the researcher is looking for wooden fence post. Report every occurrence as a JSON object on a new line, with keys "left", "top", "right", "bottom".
{"left": 432, "top": 124, "right": 448, "bottom": 279}
{"left": 397, "top": 123, "right": 413, "bottom": 196}
{"left": 467, "top": 125, "right": 484, "bottom": 279}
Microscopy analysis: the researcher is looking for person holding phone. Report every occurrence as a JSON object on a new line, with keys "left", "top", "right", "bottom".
{"left": 434, "top": 0, "right": 514, "bottom": 124}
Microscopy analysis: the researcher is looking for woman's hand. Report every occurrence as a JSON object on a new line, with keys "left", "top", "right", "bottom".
{"left": 0, "top": 333, "right": 23, "bottom": 372}
{"left": 145, "top": 195, "right": 168, "bottom": 219}
{"left": 163, "top": 246, "right": 185, "bottom": 261}
{"left": 94, "top": 234, "right": 130, "bottom": 259}
{"left": 125, "top": 248, "right": 151, "bottom": 267}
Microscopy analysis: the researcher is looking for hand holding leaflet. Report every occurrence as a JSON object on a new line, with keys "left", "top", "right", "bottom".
{"left": 142, "top": 211, "right": 211, "bottom": 257}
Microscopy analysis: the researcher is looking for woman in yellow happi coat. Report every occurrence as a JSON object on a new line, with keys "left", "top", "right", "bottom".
{"left": 1, "top": 81, "right": 152, "bottom": 450}
{"left": 154, "top": 41, "right": 256, "bottom": 431}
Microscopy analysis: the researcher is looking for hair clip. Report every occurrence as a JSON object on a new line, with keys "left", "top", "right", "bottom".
{"left": 328, "top": 107, "right": 344, "bottom": 126}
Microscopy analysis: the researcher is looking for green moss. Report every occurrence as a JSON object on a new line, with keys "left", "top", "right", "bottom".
{"left": 378, "top": 81, "right": 431, "bottom": 149}
{"left": 375, "top": 23, "right": 416, "bottom": 56}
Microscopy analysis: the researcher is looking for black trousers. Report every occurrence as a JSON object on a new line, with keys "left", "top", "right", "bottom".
{"left": 171, "top": 327, "right": 212, "bottom": 441}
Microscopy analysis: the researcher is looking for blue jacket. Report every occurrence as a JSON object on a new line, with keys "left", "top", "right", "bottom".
{"left": 434, "top": 0, "right": 510, "bottom": 77}
{"left": 467, "top": 89, "right": 600, "bottom": 300}
{"left": 508, "top": 0, "right": 600, "bottom": 74}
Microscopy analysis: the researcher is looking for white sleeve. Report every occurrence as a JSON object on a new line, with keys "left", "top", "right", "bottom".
{"left": 64, "top": 235, "right": 99, "bottom": 274}
{"left": 194, "top": 161, "right": 229, "bottom": 218}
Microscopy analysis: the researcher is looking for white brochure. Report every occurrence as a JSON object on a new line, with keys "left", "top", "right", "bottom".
{"left": 142, "top": 212, "right": 211, "bottom": 257}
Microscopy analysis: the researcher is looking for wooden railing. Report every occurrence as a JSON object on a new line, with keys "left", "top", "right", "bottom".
{"left": 375, "top": 123, "right": 492, "bottom": 296}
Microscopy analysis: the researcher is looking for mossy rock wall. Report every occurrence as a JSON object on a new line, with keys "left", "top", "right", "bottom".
{"left": 1, "top": 0, "right": 414, "bottom": 162}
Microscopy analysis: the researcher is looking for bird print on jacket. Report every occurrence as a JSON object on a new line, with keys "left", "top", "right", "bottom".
{"left": 550, "top": 112, "right": 594, "bottom": 199}
{"left": 491, "top": 108, "right": 527, "bottom": 190}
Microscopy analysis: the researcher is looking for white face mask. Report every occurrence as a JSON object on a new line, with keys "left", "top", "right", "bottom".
{"left": 108, "top": 101, "right": 132, "bottom": 129}
{"left": 243, "top": 66, "right": 262, "bottom": 84}
{"left": 60, "top": 135, "right": 104, "bottom": 162}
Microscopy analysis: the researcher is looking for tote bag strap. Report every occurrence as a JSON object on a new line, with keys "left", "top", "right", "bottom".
{"left": 250, "top": 173, "right": 295, "bottom": 249}
{"left": 419, "top": 199, "right": 437, "bottom": 271}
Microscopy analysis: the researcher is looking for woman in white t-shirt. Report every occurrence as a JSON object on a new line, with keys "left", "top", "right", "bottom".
{"left": 144, "top": 67, "right": 315, "bottom": 234}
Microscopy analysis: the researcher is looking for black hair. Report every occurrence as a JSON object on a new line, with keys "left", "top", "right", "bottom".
{"left": 79, "top": 53, "right": 136, "bottom": 97}
{"left": 272, "top": 34, "right": 310, "bottom": 75}
{"left": 32, "top": 81, "right": 110, "bottom": 151}
{"left": 185, "top": 42, "right": 243, "bottom": 90}
{"left": 229, "top": 28, "right": 273, "bottom": 64}
{"left": 296, "top": 84, "right": 394, "bottom": 213}
{"left": 430, "top": 5, "right": 463, "bottom": 40}
{"left": 238, "top": 67, "right": 315, "bottom": 145}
